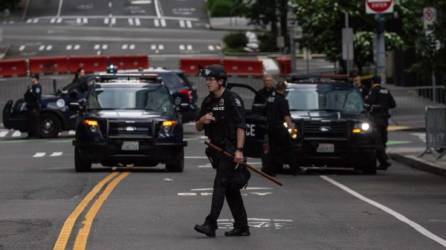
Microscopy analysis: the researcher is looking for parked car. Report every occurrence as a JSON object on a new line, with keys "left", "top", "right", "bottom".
{"left": 228, "top": 78, "right": 378, "bottom": 174}
{"left": 72, "top": 73, "right": 187, "bottom": 172}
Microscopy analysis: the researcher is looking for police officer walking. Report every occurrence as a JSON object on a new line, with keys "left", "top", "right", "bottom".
{"left": 262, "top": 81, "right": 300, "bottom": 176}
{"left": 253, "top": 74, "right": 275, "bottom": 113}
{"left": 194, "top": 65, "right": 250, "bottom": 237}
{"left": 24, "top": 74, "right": 42, "bottom": 138}
{"left": 365, "top": 75, "right": 396, "bottom": 169}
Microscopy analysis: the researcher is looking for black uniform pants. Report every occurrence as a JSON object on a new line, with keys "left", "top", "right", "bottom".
{"left": 264, "top": 126, "right": 297, "bottom": 174}
{"left": 205, "top": 155, "right": 248, "bottom": 229}
{"left": 374, "top": 118, "right": 389, "bottom": 164}
{"left": 26, "top": 106, "right": 40, "bottom": 137}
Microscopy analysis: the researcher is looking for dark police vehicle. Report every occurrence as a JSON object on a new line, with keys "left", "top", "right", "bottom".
{"left": 2, "top": 78, "right": 91, "bottom": 138}
{"left": 71, "top": 73, "right": 186, "bottom": 172}
{"left": 230, "top": 77, "right": 378, "bottom": 174}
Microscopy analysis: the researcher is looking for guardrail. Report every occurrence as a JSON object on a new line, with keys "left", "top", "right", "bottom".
{"left": 179, "top": 57, "right": 264, "bottom": 77}
{"left": 0, "top": 55, "right": 150, "bottom": 78}
{"left": 420, "top": 106, "right": 446, "bottom": 159}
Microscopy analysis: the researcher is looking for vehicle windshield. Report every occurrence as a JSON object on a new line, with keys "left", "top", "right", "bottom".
{"left": 87, "top": 86, "right": 174, "bottom": 114}
{"left": 287, "top": 88, "right": 364, "bottom": 114}
{"left": 159, "top": 72, "right": 184, "bottom": 91}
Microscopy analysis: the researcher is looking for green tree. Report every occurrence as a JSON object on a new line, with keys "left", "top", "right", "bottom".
{"left": 0, "top": 0, "right": 20, "bottom": 11}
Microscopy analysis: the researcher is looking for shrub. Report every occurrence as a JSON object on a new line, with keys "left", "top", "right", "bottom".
{"left": 209, "top": 0, "right": 234, "bottom": 17}
{"left": 223, "top": 32, "right": 248, "bottom": 49}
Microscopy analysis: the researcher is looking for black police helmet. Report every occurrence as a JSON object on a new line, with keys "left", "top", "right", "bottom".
{"left": 200, "top": 64, "right": 227, "bottom": 84}
{"left": 372, "top": 75, "right": 381, "bottom": 84}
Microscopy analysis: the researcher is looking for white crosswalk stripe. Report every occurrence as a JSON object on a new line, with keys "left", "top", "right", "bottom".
{"left": 33, "top": 152, "right": 46, "bottom": 158}
{"left": 186, "top": 20, "right": 192, "bottom": 28}
{"left": 19, "top": 45, "right": 26, "bottom": 52}
{"left": 179, "top": 20, "right": 185, "bottom": 28}
{"left": 12, "top": 131, "right": 21, "bottom": 137}
{"left": 154, "top": 19, "right": 159, "bottom": 27}
{"left": 160, "top": 19, "right": 166, "bottom": 27}
{"left": 0, "top": 131, "right": 8, "bottom": 138}
{"left": 128, "top": 18, "right": 134, "bottom": 26}
{"left": 50, "top": 152, "right": 63, "bottom": 157}
{"left": 57, "top": 18, "right": 63, "bottom": 23}
{"left": 135, "top": 18, "right": 141, "bottom": 26}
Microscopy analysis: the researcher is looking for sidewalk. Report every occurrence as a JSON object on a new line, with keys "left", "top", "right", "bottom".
{"left": 386, "top": 83, "right": 446, "bottom": 178}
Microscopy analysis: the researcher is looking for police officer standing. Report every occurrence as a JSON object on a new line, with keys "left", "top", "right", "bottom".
{"left": 262, "top": 81, "right": 300, "bottom": 176}
{"left": 365, "top": 75, "right": 396, "bottom": 169}
{"left": 253, "top": 74, "right": 275, "bottom": 113}
{"left": 24, "top": 74, "right": 42, "bottom": 138}
{"left": 194, "top": 65, "right": 250, "bottom": 237}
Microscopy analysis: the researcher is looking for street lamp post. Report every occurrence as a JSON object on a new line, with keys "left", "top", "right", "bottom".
{"left": 287, "top": 8, "right": 297, "bottom": 74}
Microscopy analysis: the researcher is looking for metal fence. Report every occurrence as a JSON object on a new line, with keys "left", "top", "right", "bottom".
{"left": 420, "top": 106, "right": 446, "bottom": 159}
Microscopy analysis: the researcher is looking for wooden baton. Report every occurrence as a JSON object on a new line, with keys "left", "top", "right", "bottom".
{"left": 205, "top": 141, "right": 283, "bottom": 186}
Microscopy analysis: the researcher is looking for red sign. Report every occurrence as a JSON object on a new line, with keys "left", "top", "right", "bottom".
{"left": 366, "top": 0, "right": 394, "bottom": 14}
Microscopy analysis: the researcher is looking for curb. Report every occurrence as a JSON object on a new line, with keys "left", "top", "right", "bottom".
{"left": 389, "top": 153, "right": 446, "bottom": 177}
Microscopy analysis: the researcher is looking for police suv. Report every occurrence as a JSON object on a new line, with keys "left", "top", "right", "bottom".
{"left": 71, "top": 73, "right": 186, "bottom": 172}
{"left": 229, "top": 77, "right": 378, "bottom": 174}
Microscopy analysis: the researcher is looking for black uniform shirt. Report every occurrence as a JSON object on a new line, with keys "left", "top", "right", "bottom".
{"left": 265, "top": 93, "right": 290, "bottom": 126}
{"left": 253, "top": 87, "right": 274, "bottom": 105}
{"left": 24, "top": 84, "right": 42, "bottom": 107}
{"left": 197, "top": 89, "right": 246, "bottom": 151}
{"left": 365, "top": 84, "right": 396, "bottom": 119}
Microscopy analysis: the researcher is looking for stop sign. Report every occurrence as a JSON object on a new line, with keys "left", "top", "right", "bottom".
{"left": 366, "top": 0, "right": 394, "bottom": 14}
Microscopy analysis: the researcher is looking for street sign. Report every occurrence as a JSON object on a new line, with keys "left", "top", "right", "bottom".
{"left": 366, "top": 0, "right": 394, "bottom": 14}
{"left": 294, "top": 26, "right": 303, "bottom": 39}
{"left": 423, "top": 7, "right": 437, "bottom": 29}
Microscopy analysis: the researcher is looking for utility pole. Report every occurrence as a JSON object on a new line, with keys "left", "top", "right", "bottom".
{"left": 374, "top": 14, "right": 386, "bottom": 84}
{"left": 287, "top": 7, "right": 297, "bottom": 74}
{"left": 342, "top": 12, "right": 354, "bottom": 75}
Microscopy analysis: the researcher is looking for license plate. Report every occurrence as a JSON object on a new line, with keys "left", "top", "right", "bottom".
{"left": 121, "top": 141, "right": 139, "bottom": 151}
{"left": 317, "top": 143, "right": 334, "bottom": 153}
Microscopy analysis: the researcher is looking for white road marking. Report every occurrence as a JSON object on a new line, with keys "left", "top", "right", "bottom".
{"left": 33, "top": 152, "right": 46, "bottom": 158}
{"left": 163, "top": 178, "right": 173, "bottom": 182}
{"left": 104, "top": 18, "right": 109, "bottom": 24}
{"left": 153, "top": 0, "right": 163, "bottom": 18}
{"left": 179, "top": 44, "right": 185, "bottom": 51}
{"left": 102, "top": 44, "right": 108, "bottom": 50}
{"left": 19, "top": 45, "right": 26, "bottom": 51}
{"left": 187, "top": 44, "right": 193, "bottom": 51}
{"left": 150, "top": 44, "right": 157, "bottom": 50}
{"left": 131, "top": 0, "right": 152, "bottom": 4}
{"left": 154, "top": 19, "right": 159, "bottom": 27}
{"left": 46, "top": 45, "right": 53, "bottom": 51}
{"left": 108, "top": 2, "right": 112, "bottom": 8}
{"left": 83, "top": 17, "right": 88, "bottom": 24}
{"left": 200, "top": 192, "right": 212, "bottom": 196}
{"left": 94, "top": 44, "right": 100, "bottom": 50}
{"left": 177, "top": 193, "right": 197, "bottom": 196}
{"left": 129, "top": 44, "right": 135, "bottom": 50}
{"left": 50, "top": 152, "right": 63, "bottom": 157}
{"left": 0, "top": 131, "right": 8, "bottom": 137}
{"left": 179, "top": 20, "right": 185, "bottom": 28}
{"left": 186, "top": 20, "right": 192, "bottom": 28}
{"left": 111, "top": 18, "right": 116, "bottom": 25}
{"left": 33, "top": 18, "right": 39, "bottom": 23}
{"left": 128, "top": 18, "right": 134, "bottom": 26}
{"left": 26, "top": 19, "right": 32, "bottom": 23}
{"left": 412, "top": 133, "right": 426, "bottom": 143}
{"left": 68, "top": 130, "right": 76, "bottom": 135}
{"left": 216, "top": 45, "right": 222, "bottom": 50}
{"left": 197, "top": 163, "right": 212, "bottom": 168}
{"left": 158, "top": 44, "right": 164, "bottom": 50}
{"left": 57, "top": 18, "right": 63, "bottom": 23}
{"left": 185, "top": 156, "right": 207, "bottom": 159}
{"left": 76, "top": 18, "right": 81, "bottom": 24}
{"left": 191, "top": 187, "right": 272, "bottom": 192}
{"left": 74, "top": 44, "right": 80, "bottom": 50}
{"left": 321, "top": 175, "right": 446, "bottom": 248}
{"left": 208, "top": 45, "right": 215, "bottom": 51}
{"left": 12, "top": 131, "right": 21, "bottom": 137}
{"left": 57, "top": 0, "right": 63, "bottom": 16}
{"left": 160, "top": 19, "right": 166, "bottom": 27}
{"left": 135, "top": 18, "right": 141, "bottom": 26}
{"left": 250, "top": 192, "right": 272, "bottom": 196}
{"left": 50, "top": 18, "right": 56, "bottom": 23}
{"left": 121, "top": 44, "right": 128, "bottom": 50}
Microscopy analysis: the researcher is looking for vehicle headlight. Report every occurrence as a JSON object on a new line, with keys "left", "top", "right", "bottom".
{"left": 82, "top": 119, "right": 99, "bottom": 132}
{"left": 56, "top": 99, "right": 65, "bottom": 108}
{"left": 353, "top": 122, "right": 371, "bottom": 134}
{"left": 159, "top": 120, "right": 177, "bottom": 138}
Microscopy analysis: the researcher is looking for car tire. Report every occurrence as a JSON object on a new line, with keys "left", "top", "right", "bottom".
{"left": 166, "top": 149, "right": 184, "bottom": 172}
{"left": 39, "top": 113, "right": 62, "bottom": 138}
{"left": 75, "top": 146, "right": 92, "bottom": 172}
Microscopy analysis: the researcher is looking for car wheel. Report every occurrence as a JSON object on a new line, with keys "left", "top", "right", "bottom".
{"left": 39, "top": 113, "right": 62, "bottom": 138}
{"left": 166, "top": 149, "right": 184, "bottom": 172}
{"left": 75, "top": 146, "right": 91, "bottom": 172}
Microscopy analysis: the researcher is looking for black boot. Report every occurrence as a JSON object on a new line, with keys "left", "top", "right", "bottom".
{"left": 194, "top": 222, "right": 216, "bottom": 237}
{"left": 224, "top": 227, "right": 250, "bottom": 237}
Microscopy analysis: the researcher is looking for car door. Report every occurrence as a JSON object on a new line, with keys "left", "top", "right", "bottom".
{"left": 227, "top": 83, "right": 267, "bottom": 159}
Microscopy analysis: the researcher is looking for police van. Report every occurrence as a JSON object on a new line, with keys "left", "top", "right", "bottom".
{"left": 228, "top": 77, "right": 379, "bottom": 174}
{"left": 71, "top": 73, "right": 186, "bottom": 172}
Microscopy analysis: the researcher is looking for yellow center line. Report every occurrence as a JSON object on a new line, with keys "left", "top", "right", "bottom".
{"left": 73, "top": 172, "right": 130, "bottom": 250}
{"left": 53, "top": 172, "right": 120, "bottom": 250}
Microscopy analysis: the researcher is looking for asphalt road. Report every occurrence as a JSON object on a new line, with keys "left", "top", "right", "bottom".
{"left": 0, "top": 125, "right": 446, "bottom": 250}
